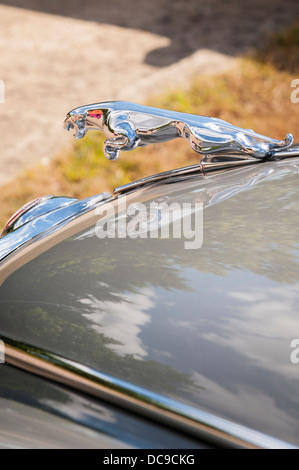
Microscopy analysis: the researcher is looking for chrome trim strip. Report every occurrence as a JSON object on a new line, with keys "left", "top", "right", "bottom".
{"left": 272, "top": 144, "right": 299, "bottom": 159}
{"left": 113, "top": 145, "right": 299, "bottom": 195}
{"left": 0, "top": 196, "right": 75, "bottom": 238}
{"left": 113, "top": 159, "right": 261, "bottom": 195}
{"left": 113, "top": 164, "right": 203, "bottom": 195}
{"left": 3, "top": 338, "right": 296, "bottom": 449}
{"left": 0, "top": 193, "right": 112, "bottom": 263}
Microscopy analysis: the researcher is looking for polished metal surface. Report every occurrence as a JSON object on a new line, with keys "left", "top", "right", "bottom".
{"left": 113, "top": 163, "right": 203, "bottom": 195}
{"left": 113, "top": 150, "right": 299, "bottom": 195}
{"left": 0, "top": 193, "right": 111, "bottom": 262}
{"left": 0, "top": 397, "right": 127, "bottom": 449}
{"left": 1, "top": 157, "right": 299, "bottom": 447}
{"left": 1, "top": 196, "right": 74, "bottom": 237}
{"left": 0, "top": 365, "right": 203, "bottom": 449}
{"left": 270, "top": 144, "right": 299, "bottom": 159}
{"left": 2, "top": 338, "right": 294, "bottom": 449}
{"left": 64, "top": 101, "right": 293, "bottom": 163}
{"left": 113, "top": 145, "right": 299, "bottom": 195}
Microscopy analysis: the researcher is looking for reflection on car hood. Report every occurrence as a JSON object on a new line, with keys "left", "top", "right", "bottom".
{"left": 0, "top": 157, "right": 299, "bottom": 446}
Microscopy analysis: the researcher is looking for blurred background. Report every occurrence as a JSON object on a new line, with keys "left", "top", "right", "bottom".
{"left": 0, "top": 0, "right": 298, "bottom": 226}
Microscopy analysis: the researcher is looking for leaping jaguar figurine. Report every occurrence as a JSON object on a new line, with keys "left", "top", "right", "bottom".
{"left": 64, "top": 101, "right": 293, "bottom": 162}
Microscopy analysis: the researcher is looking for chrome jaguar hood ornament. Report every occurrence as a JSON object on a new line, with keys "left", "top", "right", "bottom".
{"left": 64, "top": 101, "right": 294, "bottom": 167}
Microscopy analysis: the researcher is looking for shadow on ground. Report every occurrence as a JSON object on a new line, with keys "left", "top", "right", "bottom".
{"left": 1, "top": 0, "right": 299, "bottom": 67}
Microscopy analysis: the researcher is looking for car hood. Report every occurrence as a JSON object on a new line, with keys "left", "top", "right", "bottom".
{"left": 0, "top": 157, "right": 299, "bottom": 446}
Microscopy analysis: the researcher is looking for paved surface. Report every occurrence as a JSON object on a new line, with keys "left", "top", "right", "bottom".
{"left": 0, "top": 0, "right": 298, "bottom": 185}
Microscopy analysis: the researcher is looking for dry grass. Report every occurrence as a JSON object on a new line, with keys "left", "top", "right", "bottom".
{"left": 0, "top": 22, "right": 298, "bottom": 229}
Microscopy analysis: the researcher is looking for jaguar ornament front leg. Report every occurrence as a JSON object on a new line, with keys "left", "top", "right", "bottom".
{"left": 103, "top": 115, "right": 140, "bottom": 161}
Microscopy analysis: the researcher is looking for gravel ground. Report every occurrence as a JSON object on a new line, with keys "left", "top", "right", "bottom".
{"left": 0, "top": 0, "right": 298, "bottom": 185}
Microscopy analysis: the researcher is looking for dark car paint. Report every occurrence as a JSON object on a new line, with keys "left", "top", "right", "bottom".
{"left": 0, "top": 157, "right": 299, "bottom": 447}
